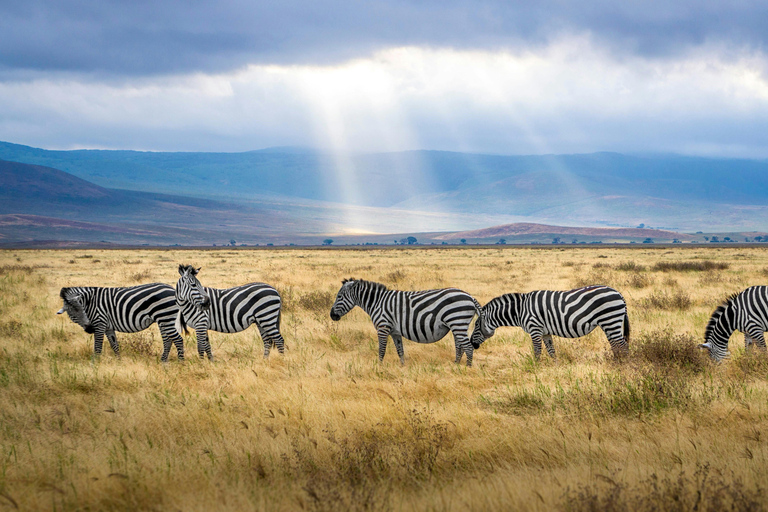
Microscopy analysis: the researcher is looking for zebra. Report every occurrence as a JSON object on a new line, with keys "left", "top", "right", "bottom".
{"left": 701, "top": 286, "right": 768, "bottom": 361}
{"left": 174, "top": 264, "right": 285, "bottom": 360}
{"left": 56, "top": 283, "right": 185, "bottom": 361}
{"left": 329, "top": 278, "right": 484, "bottom": 367}
{"left": 470, "top": 285, "right": 630, "bottom": 359}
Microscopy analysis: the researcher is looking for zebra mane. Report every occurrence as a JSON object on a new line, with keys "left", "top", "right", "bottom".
{"left": 178, "top": 264, "right": 200, "bottom": 275}
{"left": 60, "top": 287, "right": 79, "bottom": 302}
{"left": 341, "top": 278, "right": 389, "bottom": 291}
{"left": 704, "top": 292, "right": 739, "bottom": 341}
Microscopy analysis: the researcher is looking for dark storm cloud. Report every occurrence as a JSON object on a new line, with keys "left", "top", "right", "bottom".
{"left": 1, "top": 0, "right": 767, "bottom": 76}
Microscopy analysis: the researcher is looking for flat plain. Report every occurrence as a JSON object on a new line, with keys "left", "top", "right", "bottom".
{"left": 1, "top": 246, "right": 767, "bottom": 511}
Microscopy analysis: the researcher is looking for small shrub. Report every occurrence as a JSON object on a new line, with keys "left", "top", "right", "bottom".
{"left": 123, "top": 332, "right": 156, "bottom": 357}
{"left": 731, "top": 349, "right": 768, "bottom": 378}
{"left": 626, "top": 272, "right": 652, "bottom": 289}
{"left": 641, "top": 290, "right": 692, "bottom": 310}
{"left": 0, "top": 320, "right": 23, "bottom": 337}
{"left": 616, "top": 261, "right": 645, "bottom": 271}
{"left": 652, "top": 260, "right": 729, "bottom": 272}
{"left": 129, "top": 269, "right": 152, "bottom": 282}
{"left": 298, "top": 291, "right": 335, "bottom": 313}
{"left": 0, "top": 265, "right": 33, "bottom": 275}
{"left": 383, "top": 269, "right": 407, "bottom": 284}
{"left": 562, "top": 464, "right": 765, "bottom": 512}
{"left": 663, "top": 276, "right": 679, "bottom": 287}
{"left": 633, "top": 329, "right": 708, "bottom": 373}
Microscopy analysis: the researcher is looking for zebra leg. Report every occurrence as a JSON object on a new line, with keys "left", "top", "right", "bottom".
{"left": 451, "top": 327, "right": 474, "bottom": 367}
{"left": 106, "top": 329, "right": 120, "bottom": 358}
{"left": 529, "top": 331, "right": 543, "bottom": 360}
{"left": 93, "top": 329, "right": 105, "bottom": 357}
{"left": 160, "top": 328, "right": 173, "bottom": 362}
{"left": 376, "top": 329, "right": 390, "bottom": 362}
{"left": 392, "top": 334, "right": 405, "bottom": 366}
{"left": 257, "top": 325, "right": 273, "bottom": 358}
{"left": 601, "top": 324, "right": 629, "bottom": 358}
{"left": 272, "top": 332, "right": 285, "bottom": 354}
{"left": 746, "top": 328, "right": 767, "bottom": 353}
{"left": 158, "top": 322, "right": 184, "bottom": 362}
{"left": 745, "top": 334, "right": 754, "bottom": 352}
{"left": 196, "top": 327, "right": 213, "bottom": 360}
{"left": 258, "top": 325, "right": 285, "bottom": 358}
{"left": 173, "top": 333, "right": 185, "bottom": 361}
{"left": 543, "top": 334, "right": 556, "bottom": 359}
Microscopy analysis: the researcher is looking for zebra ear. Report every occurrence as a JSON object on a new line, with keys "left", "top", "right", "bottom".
{"left": 699, "top": 342, "right": 711, "bottom": 350}
{"left": 56, "top": 307, "right": 65, "bottom": 315}
{"left": 178, "top": 264, "right": 186, "bottom": 276}
{"left": 194, "top": 267, "right": 201, "bottom": 275}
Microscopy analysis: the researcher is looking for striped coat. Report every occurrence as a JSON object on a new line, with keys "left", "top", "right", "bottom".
{"left": 702, "top": 286, "right": 768, "bottom": 361}
{"left": 175, "top": 265, "right": 284, "bottom": 360}
{"left": 330, "top": 278, "right": 483, "bottom": 366}
{"left": 57, "top": 283, "right": 184, "bottom": 361}
{"left": 471, "top": 285, "right": 630, "bottom": 358}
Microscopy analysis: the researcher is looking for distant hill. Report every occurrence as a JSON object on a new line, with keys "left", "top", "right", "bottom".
{"left": 3, "top": 141, "right": 768, "bottom": 232}
{"left": 1, "top": 159, "right": 762, "bottom": 246}
{"left": 0, "top": 159, "right": 331, "bottom": 245}
{"left": 435, "top": 223, "right": 695, "bottom": 243}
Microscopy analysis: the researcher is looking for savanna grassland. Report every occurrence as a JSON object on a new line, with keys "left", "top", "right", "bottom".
{"left": 2, "top": 246, "right": 768, "bottom": 511}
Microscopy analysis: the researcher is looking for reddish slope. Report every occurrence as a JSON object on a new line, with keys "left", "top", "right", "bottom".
{"left": 434, "top": 222, "right": 694, "bottom": 240}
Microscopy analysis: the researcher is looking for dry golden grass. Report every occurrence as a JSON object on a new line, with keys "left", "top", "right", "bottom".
{"left": 1, "top": 246, "right": 768, "bottom": 511}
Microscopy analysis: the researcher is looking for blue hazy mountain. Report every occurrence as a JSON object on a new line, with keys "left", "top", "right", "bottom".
{"left": 2, "top": 140, "right": 768, "bottom": 232}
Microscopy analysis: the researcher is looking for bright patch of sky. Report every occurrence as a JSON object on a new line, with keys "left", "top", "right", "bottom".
{"left": 2, "top": 1, "right": 768, "bottom": 157}
{"left": 2, "top": 39, "right": 768, "bottom": 157}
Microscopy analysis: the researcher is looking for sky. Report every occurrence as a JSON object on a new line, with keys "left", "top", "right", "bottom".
{"left": 2, "top": 1, "right": 768, "bottom": 157}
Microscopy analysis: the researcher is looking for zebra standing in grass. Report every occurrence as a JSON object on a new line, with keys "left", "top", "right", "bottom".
{"left": 57, "top": 283, "right": 185, "bottom": 361}
{"left": 329, "top": 278, "right": 484, "bottom": 367}
{"left": 701, "top": 286, "right": 768, "bottom": 361}
{"left": 175, "top": 265, "right": 284, "bottom": 360}
{"left": 471, "top": 285, "right": 630, "bottom": 359}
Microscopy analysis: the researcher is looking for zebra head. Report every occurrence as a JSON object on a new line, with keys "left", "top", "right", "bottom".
{"left": 470, "top": 312, "right": 496, "bottom": 349}
{"left": 57, "top": 287, "right": 95, "bottom": 334}
{"left": 700, "top": 296, "right": 736, "bottom": 362}
{"left": 330, "top": 278, "right": 358, "bottom": 321}
{"left": 176, "top": 264, "right": 210, "bottom": 312}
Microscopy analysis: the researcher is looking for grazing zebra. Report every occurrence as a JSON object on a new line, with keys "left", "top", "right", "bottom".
{"left": 57, "top": 283, "right": 185, "bottom": 361}
{"left": 329, "top": 278, "right": 484, "bottom": 366}
{"left": 175, "top": 265, "right": 284, "bottom": 360}
{"left": 702, "top": 286, "right": 768, "bottom": 361}
{"left": 471, "top": 285, "right": 630, "bottom": 359}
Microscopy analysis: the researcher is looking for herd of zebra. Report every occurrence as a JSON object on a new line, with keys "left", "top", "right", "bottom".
{"left": 56, "top": 264, "right": 768, "bottom": 365}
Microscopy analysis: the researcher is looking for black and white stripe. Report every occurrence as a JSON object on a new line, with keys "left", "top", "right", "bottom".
{"left": 57, "top": 283, "right": 184, "bottom": 361}
{"left": 175, "top": 265, "right": 284, "bottom": 360}
{"left": 329, "top": 278, "right": 484, "bottom": 366}
{"left": 702, "top": 286, "right": 768, "bottom": 361}
{"left": 471, "top": 285, "right": 630, "bottom": 358}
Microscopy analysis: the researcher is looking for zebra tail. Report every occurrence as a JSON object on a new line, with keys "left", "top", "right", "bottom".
{"left": 471, "top": 297, "right": 485, "bottom": 329}
{"left": 623, "top": 312, "right": 630, "bottom": 344}
{"left": 175, "top": 310, "right": 189, "bottom": 336}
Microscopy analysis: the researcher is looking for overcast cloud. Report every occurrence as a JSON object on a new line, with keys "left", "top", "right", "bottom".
{"left": 1, "top": 1, "right": 768, "bottom": 156}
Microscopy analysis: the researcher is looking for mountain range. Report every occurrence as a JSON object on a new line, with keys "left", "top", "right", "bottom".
{"left": 2, "top": 140, "right": 768, "bottom": 245}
